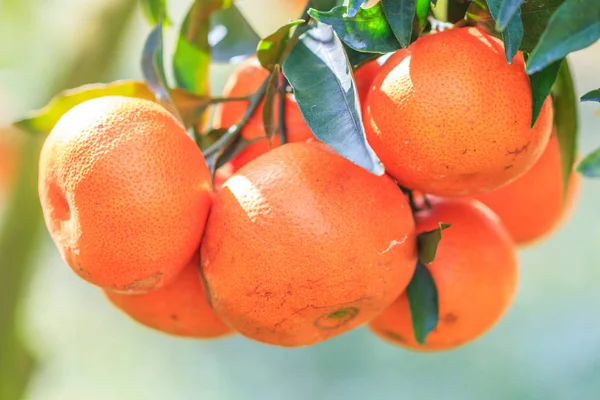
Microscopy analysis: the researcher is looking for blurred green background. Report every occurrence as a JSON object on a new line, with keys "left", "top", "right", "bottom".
{"left": 1, "top": 0, "right": 600, "bottom": 399}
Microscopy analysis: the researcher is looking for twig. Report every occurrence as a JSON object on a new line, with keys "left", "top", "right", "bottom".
{"left": 278, "top": 75, "right": 288, "bottom": 145}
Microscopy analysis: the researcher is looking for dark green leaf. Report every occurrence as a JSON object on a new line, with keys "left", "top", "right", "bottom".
{"left": 345, "top": 45, "right": 381, "bottom": 68}
{"left": 528, "top": 60, "right": 561, "bottom": 127}
{"left": 381, "top": 0, "right": 418, "bottom": 48}
{"left": 487, "top": 0, "right": 523, "bottom": 63}
{"left": 417, "top": 222, "right": 451, "bottom": 265}
{"left": 576, "top": 148, "right": 600, "bottom": 177}
{"left": 257, "top": 20, "right": 304, "bottom": 71}
{"left": 140, "top": 0, "right": 170, "bottom": 26}
{"left": 496, "top": 0, "right": 525, "bottom": 30}
{"left": 173, "top": 0, "right": 226, "bottom": 94}
{"left": 527, "top": 0, "right": 600, "bottom": 74}
{"left": 581, "top": 88, "right": 600, "bottom": 102}
{"left": 466, "top": 0, "right": 564, "bottom": 53}
{"left": 263, "top": 66, "right": 281, "bottom": 140}
{"left": 348, "top": 0, "right": 368, "bottom": 17}
{"left": 282, "top": 22, "right": 384, "bottom": 175}
{"left": 15, "top": 81, "right": 211, "bottom": 134}
{"left": 407, "top": 260, "right": 439, "bottom": 345}
{"left": 552, "top": 59, "right": 578, "bottom": 199}
{"left": 432, "top": 0, "right": 472, "bottom": 23}
{"left": 310, "top": 0, "right": 344, "bottom": 11}
{"left": 309, "top": 4, "right": 400, "bottom": 53}
{"left": 210, "top": 4, "right": 261, "bottom": 63}
{"left": 142, "top": 21, "right": 182, "bottom": 122}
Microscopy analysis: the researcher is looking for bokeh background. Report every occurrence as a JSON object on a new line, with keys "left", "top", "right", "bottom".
{"left": 1, "top": 0, "right": 599, "bottom": 399}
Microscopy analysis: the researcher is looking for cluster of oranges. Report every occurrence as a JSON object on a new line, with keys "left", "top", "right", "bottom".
{"left": 37, "top": 27, "right": 580, "bottom": 351}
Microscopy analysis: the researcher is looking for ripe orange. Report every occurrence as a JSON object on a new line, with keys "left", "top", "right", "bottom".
{"left": 354, "top": 59, "right": 381, "bottom": 111}
{"left": 364, "top": 27, "right": 554, "bottom": 196}
{"left": 105, "top": 250, "right": 234, "bottom": 338}
{"left": 369, "top": 196, "right": 518, "bottom": 351}
{"left": 200, "top": 141, "right": 418, "bottom": 347}
{"left": 212, "top": 56, "right": 314, "bottom": 171}
{"left": 213, "top": 161, "right": 235, "bottom": 192}
{"left": 471, "top": 132, "right": 581, "bottom": 246}
{"left": 38, "top": 96, "right": 213, "bottom": 293}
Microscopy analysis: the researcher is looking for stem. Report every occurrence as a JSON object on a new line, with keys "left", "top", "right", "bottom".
{"left": 202, "top": 77, "right": 270, "bottom": 159}
{"left": 278, "top": 75, "right": 288, "bottom": 145}
{"left": 209, "top": 95, "right": 250, "bottom": 104}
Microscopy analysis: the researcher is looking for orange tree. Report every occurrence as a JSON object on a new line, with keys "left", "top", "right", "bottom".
{"left": 6, "top": 0, "right": 600, "bottom": 367}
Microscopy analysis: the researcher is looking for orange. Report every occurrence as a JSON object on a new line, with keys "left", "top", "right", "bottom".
{"left": 354, "top": 59, "right": 381, "bottom": 112}
{"left": 105, "top": 250, "right": 234, "bottom": 338}
{"left": 213, "top": 161, "right": 235, "bottom": 192}
{"left": 471, "top": 132, "right": 581, "bottom": 246}
{"left": 363, "top": 27, "right": 554, "bottom": 196}
{"left": 200, "top": 141, "right": 418, "bottom": 347}
{"left": 369, "top": 196, "right": 518, "bottom": 351}
{"left": 38, "top": 96, "right": 213, "bottom": 293}
{"left": 212, "top": 56, "right": 314, "bottom": 171}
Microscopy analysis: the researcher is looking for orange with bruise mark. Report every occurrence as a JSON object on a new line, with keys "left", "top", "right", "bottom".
{"left": 200, "top": 141, "right": 418, "bottom": 347}
{"left": 363, "top": 27, "right": 554, "bottom": 196}
{"left": 105, "top": 251, "right": 234, "bottom": 338}
{"left": 471, "top": 132, "right": 581, "bottom": 246}
{"left": 212, "top": 56, "right": 314, "bottom": 171}
{"left": 369, "top": 197, "right": 518, "bottom": 351}
{"left": 38, "top": 96, "right": 213, "bottom": 293}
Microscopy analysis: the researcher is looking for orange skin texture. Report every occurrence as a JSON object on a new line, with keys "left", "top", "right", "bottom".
{"left": 364, "top": 27, "right": 554, "bottom": 196}
{"left": 105, "top": 251, "right": 234, "bottom": 338}
{"left": 200, "top": 141, "right": 418, "bottom": 347}
{"left": 354, "top": 59, "right": 381, "bottom": 113}
{"left": 471, "top": 133, "right": 581, "bottom": 246}
{"left": 369, "top": 197, "right": 518, "bottom": 351}
{"left": 38, "top": 96, "right": 213, "bottom": 293}
{"left": 212, "top": 56, "right": 314, "bottom": 171}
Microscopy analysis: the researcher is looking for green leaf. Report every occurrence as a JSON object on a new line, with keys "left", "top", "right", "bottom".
{"left": 344, "top": 45, "right": 381, "bottom": 68}
{"left": 140, "top": 0, "right": 170, "bottom": 26}
{"left": 466, "top": 0, "right": 564, "bottom": 53}
{"left": 257, "top": 20, "right": 304, "bottom": 71}
{"left": 581, "top": 88, "right": 600, "bottom": 102}
{"left": 310, "top": 0, "right": 345, "bottom": 11}
{"left": 210, "top": 4, "right": 261, "bottom": 63}
{"left": 282, "top": 22, "right": 384, "bottom": 175}
{"left": 407, "top": 260, "right": 439, "bottom": 345}
{"left": 528, "top": 60, "right": 561, "bottom": 127}
{"left": 348, "top": 0, "right": 368, "bottom": 17}
{"left": 381, "top": 0, "right": 418, "bottom": 48}
{"left": 526, "top": 0, "right": 600, "bottom": 74}
{"left": 496, "top": 0, "right": 525, "bottom": 30}
{"left": 432, "top": 0, "right": 472, "bottom": 23}
{"left": 173, "top": 0, "right": 226, "bottom": 94}
{"left": 262, "top": 66, "right": 281, "bottom": 140}
{"left": 142, "top": 20, "right": 182, "bottom": 122}
{"left": 551, "top": 59, "right": 578, "bottom": 199}
{"left": 415, "top": 0, "right": 432, "bottom": 32}
{"left": 15, "top": 81, "right": 211, "bottom": 135}
{"left": 309, "top": 4, "right": 401, "bottom": 53}
{"left": 417, "top": 223, "right": 451, "bottom": 265}
{"left": 487, "top": 0, "right": 523, "bottom": 63}
{"left": 576, "top": 148, "right": 600, "bottom": 177}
